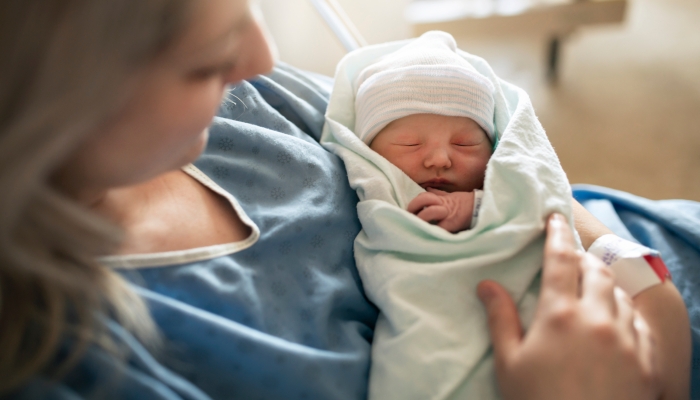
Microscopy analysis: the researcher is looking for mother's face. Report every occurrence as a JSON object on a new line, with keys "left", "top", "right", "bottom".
{"left": 56, "top": 0, "right": 273, "bottom": 199}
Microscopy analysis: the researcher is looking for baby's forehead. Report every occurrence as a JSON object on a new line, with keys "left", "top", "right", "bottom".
{"left": 378, "top": 114, "right": 485, "bottom": 135}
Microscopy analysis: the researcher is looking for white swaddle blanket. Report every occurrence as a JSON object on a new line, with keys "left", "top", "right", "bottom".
{"left": 320, "top": 35, "right": 575, "bottom": 400}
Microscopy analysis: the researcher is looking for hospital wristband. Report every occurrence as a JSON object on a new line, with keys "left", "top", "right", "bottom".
{"left": 470, "top": 189, "right": 484, "bottom": 229}
{"left": 587, "top": 234, "right": 671, "bottom": 297}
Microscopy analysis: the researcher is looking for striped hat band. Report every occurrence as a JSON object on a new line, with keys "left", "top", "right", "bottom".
{"left": 355, "top": 64, "right": 495, "bottom": 145}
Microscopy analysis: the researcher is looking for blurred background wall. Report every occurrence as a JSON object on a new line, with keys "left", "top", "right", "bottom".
{"left": 259, "top": 0, "right": 700, "bottom": 201}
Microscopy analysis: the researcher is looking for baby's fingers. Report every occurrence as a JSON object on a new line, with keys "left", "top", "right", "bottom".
{"left": 407, "top": 192, "right": 441, "bottom": 214}
{"left": 416, "top": 205, "right": 449, "bottom": 224}
{"left": 437, "top": 211, "right": 472, "bottom": 233}
{"left": 426, "top": 187, "right": 449, "bottom": 196}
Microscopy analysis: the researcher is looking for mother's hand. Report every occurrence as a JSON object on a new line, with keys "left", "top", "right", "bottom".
{"left": 477, "top": 214, "right": 661, "bottom": 400}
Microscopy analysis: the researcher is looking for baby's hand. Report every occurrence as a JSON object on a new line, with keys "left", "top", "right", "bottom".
{"left": 407, "top": 188, "right": 475, "bottom": 233}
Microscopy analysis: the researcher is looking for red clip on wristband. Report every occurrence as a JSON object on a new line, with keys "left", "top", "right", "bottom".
{"left": 643, "top": 254, "right": 672, "bottom": 282}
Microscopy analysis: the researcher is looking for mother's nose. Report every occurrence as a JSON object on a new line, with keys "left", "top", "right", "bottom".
{"left": 423, "top": 148, "right": 452, "bottom": 169}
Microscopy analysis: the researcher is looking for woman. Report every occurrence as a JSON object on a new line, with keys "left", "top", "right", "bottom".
{"left": 0, "top": 0, "right": 687, "bottom": 398}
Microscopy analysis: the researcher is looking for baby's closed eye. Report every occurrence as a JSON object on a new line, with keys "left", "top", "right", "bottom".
{"left": 452, "top": 133, "right": 485, "bottom": 146}
{"left": 390, "top": 137, "right": 421, "bottom": 146}
{"left": 452, "top": 139, "right": 483, "bottom": 147}
{"left": 453, "top": 142, "right": 480, "bottom": 147}
{"left": 393, "top": 142, "right": 420, "bottom": 147}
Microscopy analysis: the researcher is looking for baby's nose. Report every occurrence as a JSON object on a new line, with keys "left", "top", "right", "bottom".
{"left": 424, "top": 148, "right": 452, "bottom": 169}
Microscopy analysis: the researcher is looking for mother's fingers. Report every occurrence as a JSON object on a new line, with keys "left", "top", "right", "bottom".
{"left": 540, "top": 214, "right": 581, "bottom": 303}
{"left": 477, "top": 281, "right": 523, "bottom": 370}
{"left": 580, "top": 253, "right": 617, "bottom": 315}
{"left": 634, "top": 312, "right": 659, "bottom": 388}
{"left": 614, "top": 287, "right": 637, "bottom": 347}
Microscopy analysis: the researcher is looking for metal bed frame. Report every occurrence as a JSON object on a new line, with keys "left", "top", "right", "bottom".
{"left": 308, "top": 0, "right": 367, "bottom": 52}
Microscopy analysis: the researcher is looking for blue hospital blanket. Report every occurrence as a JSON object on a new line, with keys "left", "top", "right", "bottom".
{"left": 573, "top": 184, "right": 700, "bottom": 397}
{"left": 9, "top": 64, "right": 699, "bottom": 399}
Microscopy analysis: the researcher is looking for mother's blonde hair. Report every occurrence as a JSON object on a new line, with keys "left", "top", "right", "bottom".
{"left": 0, "top": 0, "right": 192, "bottom": 391}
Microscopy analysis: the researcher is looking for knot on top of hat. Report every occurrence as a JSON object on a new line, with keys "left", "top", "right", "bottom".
{"left": 354, "top": 31, "right": 496, "bottom": 145}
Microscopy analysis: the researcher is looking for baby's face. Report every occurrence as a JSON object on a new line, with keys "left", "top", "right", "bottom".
{"left": 370, "top": 113, "right": 491, "bottom": 192}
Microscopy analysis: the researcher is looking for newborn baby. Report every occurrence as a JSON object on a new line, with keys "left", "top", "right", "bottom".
{"left": 353, "top": 35, "right": 497, "bottom": 232}
{"left": 323, "top": 31, "right": 579, "bottom": 399}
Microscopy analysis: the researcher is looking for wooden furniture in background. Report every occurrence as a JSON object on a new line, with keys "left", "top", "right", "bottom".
{"left": 407, "top": 0, "right": 627, "bottom": 81}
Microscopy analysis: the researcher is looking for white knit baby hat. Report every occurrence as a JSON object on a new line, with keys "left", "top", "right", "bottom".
{"left": 354, "top": 31, "right": 496, "bottom": 145}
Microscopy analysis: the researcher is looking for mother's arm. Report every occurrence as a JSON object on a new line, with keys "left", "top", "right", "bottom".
{"left": 573, "top": 199, "right": 691, "bottom": 400}
{"left": 572, "top": 199, "right": 614, "bottom": 249}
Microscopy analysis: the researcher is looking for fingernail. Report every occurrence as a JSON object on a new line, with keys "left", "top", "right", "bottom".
{"left": 549, "top": 213, "right": 564, "bottom": 224}
{"left": 477, "top": 283, "right": 495, "bottom": 302}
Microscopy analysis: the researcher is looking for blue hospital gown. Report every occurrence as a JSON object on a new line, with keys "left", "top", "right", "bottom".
{"left": 10, "top": 64, "right": 378, "bottom": 400}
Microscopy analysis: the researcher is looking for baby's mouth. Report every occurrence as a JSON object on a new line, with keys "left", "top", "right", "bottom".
{"left": 420, "top": 178, "right": 452, "bottom": 190}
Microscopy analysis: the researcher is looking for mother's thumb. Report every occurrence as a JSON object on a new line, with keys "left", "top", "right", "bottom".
{"left": 477, "top": 281, "right": 523, "bottom": 365}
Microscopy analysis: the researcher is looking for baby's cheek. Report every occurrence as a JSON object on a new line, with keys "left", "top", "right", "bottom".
{"left": 391, "top": 154, "right": 422, "bottom": 179}
{"left": 472, "top": 151, "right": 490, "bottom": 172}
{"left": 474, "top": 159, "right": 489, "bottom": 187}
{"left": 458, "top": 160, "right": 488, "bottom": 191}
